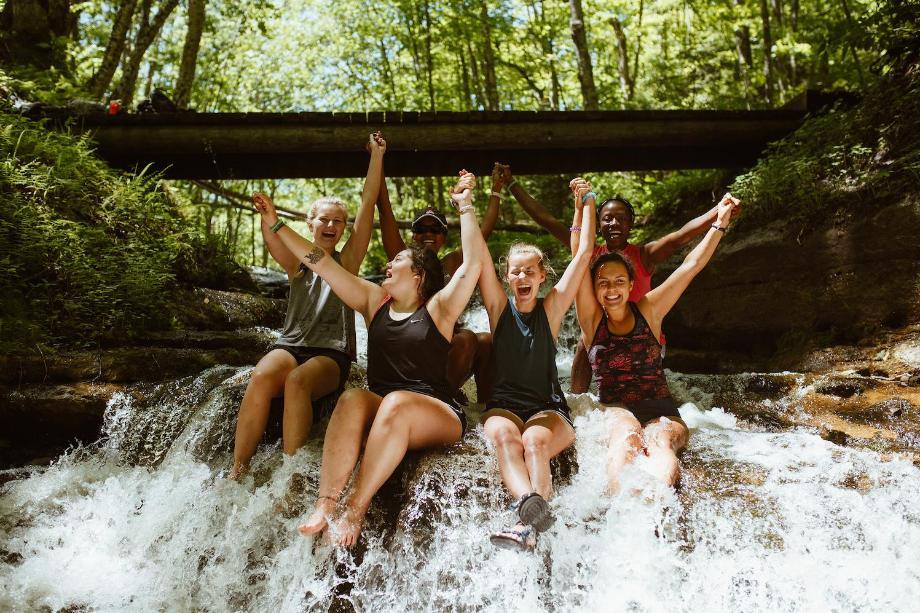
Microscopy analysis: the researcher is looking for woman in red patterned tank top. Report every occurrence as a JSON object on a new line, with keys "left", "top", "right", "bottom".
{"left": 574, "top": 193, "right": 739, "bottom": 493}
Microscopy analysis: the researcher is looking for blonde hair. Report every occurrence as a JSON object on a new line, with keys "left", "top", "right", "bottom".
{"left": 502, "top": 242, "right": 556, "bottom": 277}
{"left": 307, "top": 196, "right": 349, "bottom": 222}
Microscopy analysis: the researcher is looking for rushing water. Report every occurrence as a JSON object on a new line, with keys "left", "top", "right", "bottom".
{"left": 2, "top": 311, "right": 919, "bottom": 612}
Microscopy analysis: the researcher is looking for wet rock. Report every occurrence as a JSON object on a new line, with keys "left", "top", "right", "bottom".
{"left": 866, "top": 397, "right": 913, "bottom": 418}
{"left": 172, "top": 288, "right": 286, "bottom": 331}
{"left": 247, "top": 266, "right": 290, "bottom": 298}
{"left": 0, "top": 346, "right": 268, "bottom": 385}
{"left": 820, "top": 426, "right": 850, "bottom": 446}
{"left": 660, "top": 200, "right": 920, "bottom": 372}
{"left": 745, "top": 374, "right": 793, "bottom": 396}
{"left": 816, "top": 381, "right": 864, "bottom": 398}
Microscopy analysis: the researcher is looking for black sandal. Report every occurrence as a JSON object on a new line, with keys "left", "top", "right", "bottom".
{"left": 490, "top": 524, "right": 536, "bottom": 551}
{"left": 517, "top": 492, "right": 555, "bottom": 533}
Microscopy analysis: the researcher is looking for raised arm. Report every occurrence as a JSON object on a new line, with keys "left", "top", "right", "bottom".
{"left": 640, "top": 198, "right": 743, "bottom": 270}
{"left": 253, "top": 192, "right": 385, "bottom": 322}
{"left": 340, "top": 132, "right": 386, "bottom": 274}
{"left": 544, "top": 179, "right": 597, "bottom": 338}
{"left": 375, "top": 159, "right": 407, "bottom": 260}
{"left": 259, "top": 213, "right": 302, "bottom": 277}
{"left": 428, "top": 171, "right": 486, "bottom": 341}
{"left": 480, "top": 163, "right": 503, "bottom": 241}
{"left": 477, "top": 215, "right": 508, "bottom": 334}
{"left": 501, "top": 163, "right": 570, "bottom": 245}
{"left": 640, "top": 193, "right": 739, "bottom": 335}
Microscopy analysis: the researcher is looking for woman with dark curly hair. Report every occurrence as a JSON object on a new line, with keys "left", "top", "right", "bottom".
{"left": 254, "top": 171, "right": 487, "bottom": 547}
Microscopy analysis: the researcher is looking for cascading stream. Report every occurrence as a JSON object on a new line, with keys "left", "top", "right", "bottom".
{"left": 1, "top": 307, "right": 918, "bottom": 612}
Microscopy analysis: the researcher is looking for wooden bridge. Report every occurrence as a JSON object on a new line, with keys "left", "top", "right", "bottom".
{"left": 37, "top": 92, "right": 835, "bottom": 179}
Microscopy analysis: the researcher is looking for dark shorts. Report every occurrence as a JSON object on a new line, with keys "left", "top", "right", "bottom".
{"left": 482, "top": 403, "right": 575, "bottom": 430}
{"left": 624, "top": 398, "right": 682, "bottom": 424}
{"left": 269, "top": 344, "right": 352, "bottom": 394}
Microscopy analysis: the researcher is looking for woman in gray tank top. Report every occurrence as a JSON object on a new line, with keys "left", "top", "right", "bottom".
{"left": 228, "top": 133, "right": 386, "bottom": 480}
{"left": 254, "top": 171, "right": 488, "bottom": 548}
{"left": 477, "top": 179, "right": 597, "bottom": 551}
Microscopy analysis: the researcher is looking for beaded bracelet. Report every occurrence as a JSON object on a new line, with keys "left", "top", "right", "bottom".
{"left": 270, "top": 219, "right": 286, "bottom": 233}
{"left": 570, "top": 225, "right": 582, "bottom": 232}
{"left": 491, "top": 191, "right": 502, "bottom": 199}
{"left": 581, "top": 191, "right": 597, "bottom": 204}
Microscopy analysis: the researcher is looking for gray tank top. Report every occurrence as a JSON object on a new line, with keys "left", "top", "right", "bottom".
{"left": 274, "top": 251, "right": 357, "bottom": 361}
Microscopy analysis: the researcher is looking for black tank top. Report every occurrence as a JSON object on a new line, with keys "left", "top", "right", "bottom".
{"left": 366, "top": 299, "right": 458, "bottom": 408}
{"left": 488, "top": 298, "right": 567, "bottom": 412}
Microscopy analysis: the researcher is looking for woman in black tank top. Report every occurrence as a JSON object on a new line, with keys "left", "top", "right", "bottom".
{"left": 255, "top": 171, "right": 488, "bottom": 547}
{"left": 574, "top": 193, "right": 739, "bottom": 494}
{"left": 477, "top": 179, "right": 597, "bottom": 550}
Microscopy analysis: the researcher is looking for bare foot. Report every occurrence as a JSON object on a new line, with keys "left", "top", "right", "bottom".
{"left": 227, "top": 461, "right": 247, "bottom": 481}
{"left": 297, "top": 496, "right": 337, "bottom": 537}
{"left": 331, "top": 503, "right": 368, "bottom": 547}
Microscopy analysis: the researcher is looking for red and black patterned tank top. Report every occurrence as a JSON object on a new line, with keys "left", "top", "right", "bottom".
{"left": 587, "top": 302, "right": 672, "bottom": 406}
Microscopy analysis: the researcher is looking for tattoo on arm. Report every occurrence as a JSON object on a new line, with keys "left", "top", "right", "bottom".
{"left": 304, "top": 246, "right": 325, "bottom": 265}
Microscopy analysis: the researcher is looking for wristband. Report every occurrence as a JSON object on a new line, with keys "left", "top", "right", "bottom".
{"left": 491, "top": 191, "right": 502, "bottom": 199}
{"left": 270, "top": 219, "right": 286, "bottom": 233}
{"left": 506, "top": 180, "right": 517, "bottom": 190}
{"left": 581, "top": 191, "right": 597, "bottom": 204}
{"left": 459, "top": 205, "right": 474, "bottom": 215}
{"left": 569, "top": 226, "right": 582, "bottom": 233}
{"left": 711, "top": 223, "right": 726, "bottom": 233}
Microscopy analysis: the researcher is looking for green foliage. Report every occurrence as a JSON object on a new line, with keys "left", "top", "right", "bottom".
{"left": 731, "top": 65, "right": 920, "bottom": 232}
{"left": 0, "top": 112, "right": 184, "bottom": 350}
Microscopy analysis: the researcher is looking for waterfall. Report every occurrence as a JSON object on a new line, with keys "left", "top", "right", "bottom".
{"left": 1, "top": 307, "right": 919, "bottom": 612}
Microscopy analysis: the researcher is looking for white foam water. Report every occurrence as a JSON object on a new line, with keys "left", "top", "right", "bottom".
{"left": 2, "top": 310, "right": 919, "bottom": 611}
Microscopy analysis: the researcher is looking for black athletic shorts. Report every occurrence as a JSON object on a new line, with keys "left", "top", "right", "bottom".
{"left": 269, "top": 344, "right": 352, "bottom": 394}
{"left": 625, "top": 398, "right": 682, "bottom": 424}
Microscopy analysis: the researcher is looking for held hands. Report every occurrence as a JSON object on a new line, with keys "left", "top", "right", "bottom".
{"left": 499, "top": 163, "right": 513, "bottom": 187}
{"left": 252, "top": 192, "right": 279, "bottom": 226}
{"left": 491, "top": 162, "right": 504, "bottom": 189}
{"left": 365, "top": 131, "right": 386, "bottom": 155}
{"left": 449, "top": 170, "right": 476, "bottom": 208}
{"left": 716, "top": 192, "right": 740, "bottom": 227}
{"left": 568, "top": 177, "right": 594, "bottom": 206}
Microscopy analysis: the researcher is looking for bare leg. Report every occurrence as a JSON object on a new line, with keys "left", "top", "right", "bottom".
{"left": 298, "top": 389, "right": 382, "bottom": 536}
{"left": 281, "top": 356, "right": 341, "bottom": 455}
{"left": 641, "top": 416, "right": 690, "bottom": 488}
{"left": 334, "top": 391, "right": 462, "bottom": 546}
{"left": 230, "top": 350, "right": 296, "bottom": 479}
{"left": 521, "top": 413, "right": 576, "bottom": 499}
{"left": 446, "top": 328, "right": 478, "bottom": 391}
{"left": 569, "top": 338, "right": 592, "bottom": 394}
{"left": 605, "top": 407, "right": 644, "bottom": 495}
{"left": 484, "top": 415, "right": 532, "bottom": 499}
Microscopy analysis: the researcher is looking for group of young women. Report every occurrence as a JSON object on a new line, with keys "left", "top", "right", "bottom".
{"left": 231, "top": 132, "right": 739, "bottom": 551}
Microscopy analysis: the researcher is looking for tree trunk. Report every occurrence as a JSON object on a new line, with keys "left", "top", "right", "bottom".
{"left": 421, "top": 0, "right": 436, "bottom": 111}
{"left": 568, "top": 0, "right": 599, "bottom": 110}
{"left": 630, "top": 0, "right": 644, "bottom": 102}
{"left": 608, "top": 17, "right": 632, "bottom": 107}
{"left": 174, "top": 0, "right": 206, "bottom": 109}
{"left": 479, "top": 0, "right": 500, "bottom": 111}
{"left": 759, "top": 0, "right": 774, "bottom": 105}
{"left": 735, "top": 24, "right": 754, "bottom": 107}
{"left": 466, "top": 40, "right": 486, "bottom": 108}
{"left": 113, "top": 0, "right": 180, "bottom": 108}
{"left": 0, "top": 0, "right": 74, "bottom": 69}
{"left": 87, "top": 0, "right": 138, "bottom": 99}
